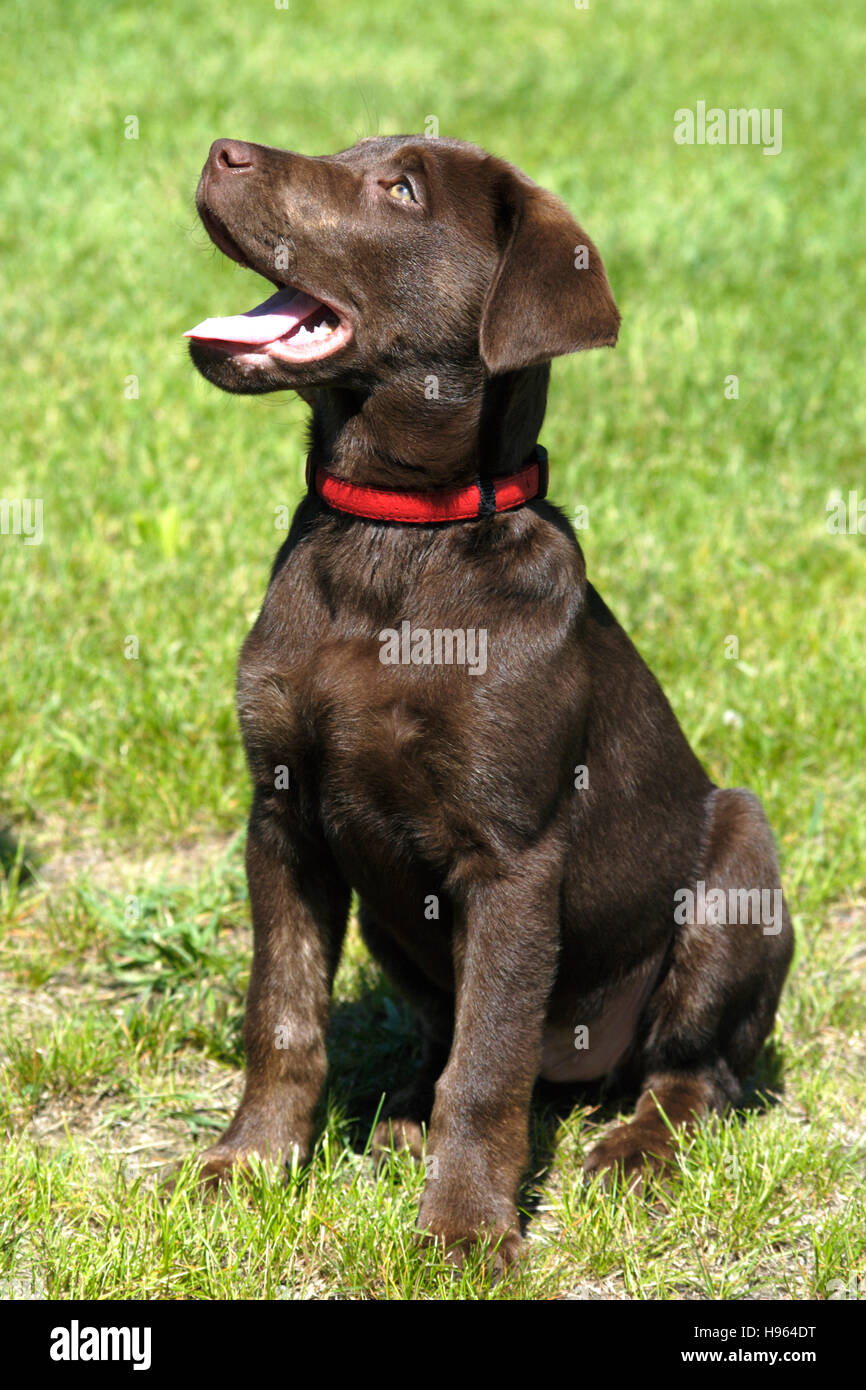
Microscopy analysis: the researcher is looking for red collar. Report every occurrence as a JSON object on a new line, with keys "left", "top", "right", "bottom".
{"left": 306, "top": 446, "right": 548, "bottom": 524}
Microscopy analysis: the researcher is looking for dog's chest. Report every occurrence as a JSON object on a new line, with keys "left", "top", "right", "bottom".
{"left": 237, "top": 514, "right": 584, "bottom": 897}
{"left": 238, "top": 618, "right": 494, "bottom": 867}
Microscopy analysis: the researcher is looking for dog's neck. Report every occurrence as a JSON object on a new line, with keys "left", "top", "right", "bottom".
{"left": 303, "top": 363, "right": 550, "bottom": 489}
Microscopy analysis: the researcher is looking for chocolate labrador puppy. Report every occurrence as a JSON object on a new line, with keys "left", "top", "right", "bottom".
{"left": 184, "top": 135, "right": 793, "bottom": 1266}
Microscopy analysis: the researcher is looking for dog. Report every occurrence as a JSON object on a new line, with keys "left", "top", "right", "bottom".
{"left": 184, "top": 134, "right": 793, "bottom": 1267}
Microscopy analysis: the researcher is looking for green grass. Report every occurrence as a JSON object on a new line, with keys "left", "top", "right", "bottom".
{"left": 1, "top": 0, "right": 864, "bottom": 1300}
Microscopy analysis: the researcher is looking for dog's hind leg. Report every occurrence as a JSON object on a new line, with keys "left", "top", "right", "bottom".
{"left": 584, "top": 788, "right": 794, "bottom": 1187}
{"left": 360, "top": 907, "right": 453, "bottom": 1164}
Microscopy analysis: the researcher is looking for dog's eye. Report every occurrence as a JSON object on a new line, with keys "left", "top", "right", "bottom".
{"left": 387, "top": 180, "right": 416, "bottom": 203}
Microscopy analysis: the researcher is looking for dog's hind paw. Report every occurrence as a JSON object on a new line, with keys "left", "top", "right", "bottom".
{"left": 371, "top": 1117, "right": 426, "bottom": 1168}
{"left": 582, "top": 1123, "right": 672, "bottom": 1192}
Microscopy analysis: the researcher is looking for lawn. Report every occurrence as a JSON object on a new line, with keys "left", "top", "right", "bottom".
{"left": 0, "top": 0, "right": 864, "bottom": 1300}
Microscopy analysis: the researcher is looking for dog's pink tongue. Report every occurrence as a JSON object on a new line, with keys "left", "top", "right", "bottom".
{"left": 184, "top": 287, "right": 320, "bottom": 344}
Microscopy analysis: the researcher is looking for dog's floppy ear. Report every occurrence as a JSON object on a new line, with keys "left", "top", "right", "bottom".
{"left": 479, "top": 168, "right": 620, "bottom": 375}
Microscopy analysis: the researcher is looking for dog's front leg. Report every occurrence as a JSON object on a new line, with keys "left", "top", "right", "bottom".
{"left": 197, "top": 789, "right": 349, "bottom": 1183}
{"left": 417, "top": 852, "right": 560, "bottom": 1269}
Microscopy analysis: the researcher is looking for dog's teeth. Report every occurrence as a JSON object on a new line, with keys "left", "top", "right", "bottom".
{"left": 290, "top": 314, "right": 338, "bottom": 345}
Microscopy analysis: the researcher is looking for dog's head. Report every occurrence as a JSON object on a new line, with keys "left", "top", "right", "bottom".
{"left": 186, "top": 135, "right": 619, "bottom": 396}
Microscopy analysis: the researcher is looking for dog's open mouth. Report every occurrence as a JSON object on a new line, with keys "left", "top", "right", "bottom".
{"left": 184, "top": 284, "right": 352, "bottom": 363}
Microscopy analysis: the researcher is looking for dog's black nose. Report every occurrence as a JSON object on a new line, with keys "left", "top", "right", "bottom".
{"left": 207, "top": 139, "right": 257, "bottom": 173}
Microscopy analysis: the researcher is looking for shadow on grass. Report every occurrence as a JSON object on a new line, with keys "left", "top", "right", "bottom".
{"left": 322, "top": 987, "right": 424, "bottom": 1146}
{"left": 741, "top": 1035, "right": 789, "bottom": 1109}
{"left": 0, "top": 823, "right": 39, "bottom": 888}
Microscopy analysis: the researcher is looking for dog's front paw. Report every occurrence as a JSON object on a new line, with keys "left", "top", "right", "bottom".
{"left": 194, "top": 1146, "right": 255, "bottom": 1189}
{"left": 583, "top": 1122, "right": 671, "bottom": 1191}
{"left": 189, "top": 1140, "right": 302, "bottom": 1191}
{"left": 416, "top": 1191, "right": 522, "bottom": 1273}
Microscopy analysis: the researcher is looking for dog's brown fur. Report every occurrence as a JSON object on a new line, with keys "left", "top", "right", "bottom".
{"left": 186, "top": 135, "right": 793, "bottom": 1267}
